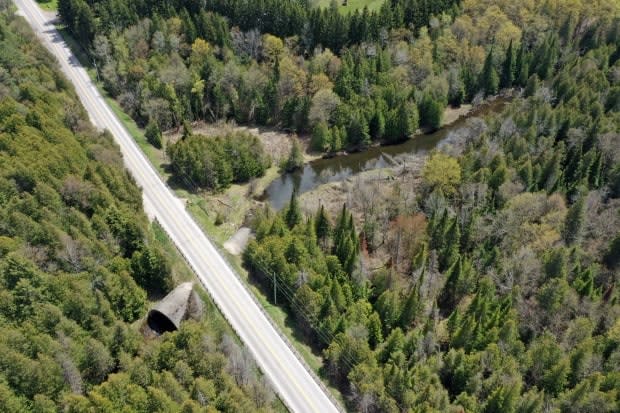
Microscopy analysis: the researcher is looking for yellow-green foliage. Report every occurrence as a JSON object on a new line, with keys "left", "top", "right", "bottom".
{"left": 423, "top": 152, "right": 462, "bottom": 195}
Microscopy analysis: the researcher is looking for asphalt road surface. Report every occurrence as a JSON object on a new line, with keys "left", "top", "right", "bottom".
{"left": 13, "top": 1, "right": 341, "bottom": 411}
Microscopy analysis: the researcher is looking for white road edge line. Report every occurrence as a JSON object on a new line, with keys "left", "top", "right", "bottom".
{"left": 12, "top": 1, "right": 343, "bottom": 412}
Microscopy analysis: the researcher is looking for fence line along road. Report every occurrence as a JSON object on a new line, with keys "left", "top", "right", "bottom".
{"left": 12, "top": 1, "right": 343, "bottom": 412}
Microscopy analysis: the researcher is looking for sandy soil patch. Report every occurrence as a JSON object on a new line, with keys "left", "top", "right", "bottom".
{"left": 224, "top": 227, "right": 252, "bottom": 255}
{"left": 442, "top": 104, "right": 473, "bottom": 126}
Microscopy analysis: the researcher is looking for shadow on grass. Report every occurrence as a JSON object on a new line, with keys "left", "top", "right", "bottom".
{"left": 162, "top": 164, "right": 210, "bottom": 197}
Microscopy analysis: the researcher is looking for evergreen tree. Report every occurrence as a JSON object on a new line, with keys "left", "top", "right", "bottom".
{"left": 430, "top": 209, "right": 450, "bottom": 251}
{"left": 519, "top": 159, "right": 534, "bottom": 189}
{"left": 331, "top": 126, "right": 345, "bottom": 152}
{"left": 315, "top": 205, "right": 331, "bottom": 246}
{"left": 439, "top": 218, "right": 460, "bottom": 271}
{"left": 411, "top": 243, "right": 428, "bottom": 271}
{"left": 385, "top": 103, "right": 415, "bottom": 143}
{"left": 438, "top": 258, "right": 463, "bottom": 315}
{"left": 181, "top": 120, "right": 193, "bottom": 139}
{"left": 573, "top": 265, "right": 597, "bottom": 298}
{"left": 604, "top": 233, "right": 620, "bottom": 269}
{"left": 418, "top": 93, "right": 443, "bottom": 131}
{"left": 563, "top": 194, "right": 585, "bottom": 245}
{"left": 145, "top": 121, "right": 163, "bottom": 149}
{"left": 532, "top": 35, "right": 558, "bottom": 80}
{"left": 346, "top": 112, "right": 371, "bottom": 148}
{"left": 130, "top": 247, "right": 172, "bottom": 294}
{"left": 544, "top": 248, "right": 568, "bottom": 279}
{"left": 479, "top": 48, "right": 499, "bottom": 96}
{"left": 483, "top": 384, "right": 520, "bottom": 413}
{"left": 399, "top": 285, "right": 420, "bottom": 328}
{"left": 285, "top": 191, "right": 302, "bottom": 229}
{"left": 332, "top": 204, "right": 358, "bottom": 274}
{"left": 367, "top": 312, "right": 383, "bottom": 349}
{"left": 369, "top": 108, "right": 386, "bottom": 141}
{"left": 500, "top": 39, "right": 515, "bottom": 89}
{"left": 311, "top": 122, "right": 332, "bottom": 152}
{"left": 284, "top": 138, "right": 304, "bottom": 172}
{"left": 515, "top": 40, "right": 530, "bottom": 87}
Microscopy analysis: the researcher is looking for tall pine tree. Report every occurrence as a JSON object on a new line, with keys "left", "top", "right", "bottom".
{"left": 500, "top": 39, "right": 515, "bottom": 89}
{"left": 479, "top": 48, "right": 499, "bottom": 97}
{"left": 285, "top": 191, "right": 302, "bottom": 229}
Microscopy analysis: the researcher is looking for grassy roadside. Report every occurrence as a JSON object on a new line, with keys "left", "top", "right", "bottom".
{"left": 55, "top": 23, "right": 346, "bottom": 409}
{"left": 35, "top": 0, "right": 57, "bottom": 11}
{"left": 148, "top": 221, "right": 289, "bottom": 413}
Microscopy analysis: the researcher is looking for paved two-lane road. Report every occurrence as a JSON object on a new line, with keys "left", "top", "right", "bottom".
{"left": 13, "top": 1, "right": 341, "bottom": 412}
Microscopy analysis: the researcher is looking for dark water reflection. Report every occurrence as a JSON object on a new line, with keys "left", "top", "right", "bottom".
{"left": 264, "top": 99, "right": 508, "bottom": 210}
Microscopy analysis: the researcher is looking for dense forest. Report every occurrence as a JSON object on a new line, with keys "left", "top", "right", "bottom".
{"left": 22, "top": 0, "right": 620, "bottom": 411}
{"left": 166, "top": 131, "right": 271, "bottom": 191}
{"left": 245, "top": 51, "right": 620, "bottom": 412}
{"left": 56, "top": 0, "right": 616, "bottom": 164}
{"left": 0, "top": 6, "right": 278, "bottom": 412}
{"left": 56, "top": 0, "right": 620, "bottom": 191}
{"left": 241, "top": 2, "right": 620, "bottom": 411}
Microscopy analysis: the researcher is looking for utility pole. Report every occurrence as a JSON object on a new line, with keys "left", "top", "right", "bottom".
{"left": 273, "top": 271, "right": 277, "bottom": 305}
{"left": 92, "top": 59, "right": 99, "bottom": 83}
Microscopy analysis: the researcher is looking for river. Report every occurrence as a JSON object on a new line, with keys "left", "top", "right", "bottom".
{"left": 263, "top": 99, "right": 509, "bottom": 210}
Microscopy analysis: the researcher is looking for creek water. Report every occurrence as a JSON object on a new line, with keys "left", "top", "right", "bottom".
{"left": 264, "top": 99, "right": 509, "bottom": 210}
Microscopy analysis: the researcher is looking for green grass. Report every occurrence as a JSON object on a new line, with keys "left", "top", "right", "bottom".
{"left": 221, "top": 252, "right": 347, "bottom": 409}
{"left": 151, "top": 221, "right": 196, "bottom": 283}
{"left": 148, "top": 221, "right": 289, "bottom": 413}
{"left": 316, "top": 0, "right": 385, "bottom": 12}
{"left": 36, "top": 0, "right": 58, "bottom": 11}
{"left": 55, "top": 22, "right": 346, "bottom": 409}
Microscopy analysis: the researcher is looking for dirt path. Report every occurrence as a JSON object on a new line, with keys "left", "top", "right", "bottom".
{"left": 224, "top": 227, "right": 252, "bottom": 255}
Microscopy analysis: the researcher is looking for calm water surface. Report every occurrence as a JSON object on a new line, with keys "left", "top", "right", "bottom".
{"left": 264, "top": 99, "right": 508, "bottom": 210}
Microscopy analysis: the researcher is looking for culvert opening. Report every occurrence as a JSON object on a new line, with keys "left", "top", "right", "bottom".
{"left": 147, "top": 309, "right": 178, "bottom": 334}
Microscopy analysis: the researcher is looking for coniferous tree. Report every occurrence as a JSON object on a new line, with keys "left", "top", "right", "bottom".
{"left": 412, "top": 243, "right": 428, "bottom": 271}
{"left": 439, "top": 217, "right": 460, "bottom": 271}
{"left": 145, "top": 121, "right": 163, "bottom": 149}
{"left": 533, "top": 35, "right": 558, "bottom": 80}
{"left": 479, "top": 48, "right": 499, "bottom": 96}
{"left": 285, "top": 191, "right": 302, "bottom": 229}
{"left": 315, "top": 204, "right": 331, "bottom": 247}
{"left": 346, "top": 112, "right": 371, "bottom": 148}
{"left": 515, "top": 41, "right": 530, "bottom": 87}
{"left": 604, "top": 234, "right": 620, "bottom": 269}
{"left": 311, "top": 122, "right": 332, "bottom": 152}
{"left": 573, "top": 264, "right": 597, "bottom": 298}
{"left": 563, "top": 194, "right": 585, "bottom": 245}
{"left": 332, "top": 204, "right": 358, "bottom": 274}
{"left": 284, "top": 138, "right": 304, "bottom": 172}
{"left": 500, "top": 39, "right": 515, "bottom": 89}
{"left": 430, "top": 209, "right": 450, "bottom": 251}
{"left": 399, "top": 285, "right": 420, "bottom": 328}
{"left": 519, "top": 158, "right": 534, "bottom": 189}
{"left": 418, "top": 93, "right": 443, "bottom": 131}
{"left": 181, "top": 120, "right": 193, "bottom": 139}
{"left": 369, "top": 108, "right": 386, "bottom": 141}
{"left": 385, "top": 103, "right": 415, "bottom": 143}
{"left": 367, "top": 312, "right": 384, "bottom": 349}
